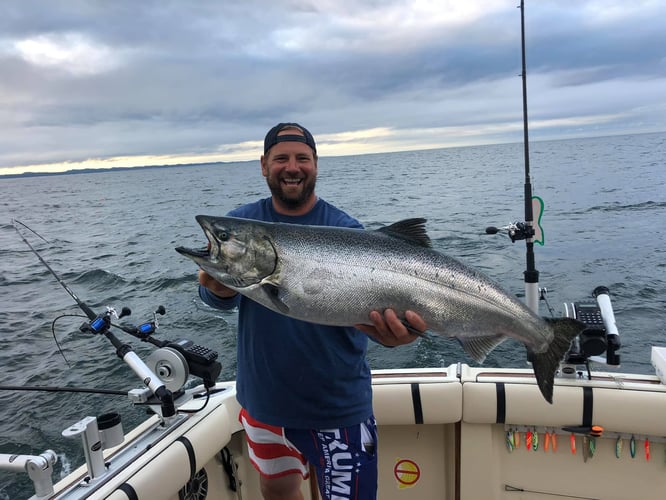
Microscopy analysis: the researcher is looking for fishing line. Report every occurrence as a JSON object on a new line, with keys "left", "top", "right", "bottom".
{"left": 12, "top": 219, "right": 98, "bottom": 320}
{"left": 12, "top": 219, "right": 86, "bottom": 367}
{"left": 50, "top": 314, "right": 87, "bottom": 368}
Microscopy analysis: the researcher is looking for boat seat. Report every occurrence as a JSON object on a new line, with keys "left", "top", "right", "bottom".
{"left": 373, "top": 381, "right": 462, "bottom": 425}
{"left": 462, "top": 381, "right": 666, "bottom": 436}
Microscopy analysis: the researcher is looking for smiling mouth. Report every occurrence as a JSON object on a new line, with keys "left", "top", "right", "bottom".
{"left": 281, "top": 178, "right": 303, "bottom": 186}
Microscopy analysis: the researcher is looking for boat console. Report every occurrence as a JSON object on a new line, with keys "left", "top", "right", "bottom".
{"left": 560, "top": 285, "right": 621, "bottom": 378}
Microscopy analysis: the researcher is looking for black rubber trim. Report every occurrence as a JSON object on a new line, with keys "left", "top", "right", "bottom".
{"left": 177, "top": 436, "right": 197, "bottom": 479}
{"left": 116, "top": 483, "right": 138, "bottom": 500}
{"left": 582, "top": 387, "right": 593, "bottom": 427}
{"left": 496, "top": 382, "right": 506, "bottom": 424}
{"left": 410, "top": 383, "right": 424, "bottom": 424}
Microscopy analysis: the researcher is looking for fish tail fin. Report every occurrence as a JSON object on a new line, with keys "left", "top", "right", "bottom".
{"left": 530, "top": 318, "right": 585, "bottom": 404}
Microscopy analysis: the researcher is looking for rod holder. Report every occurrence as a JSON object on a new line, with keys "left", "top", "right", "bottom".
{"left": 62, "top": 412, "right": 124, "bottom": 481}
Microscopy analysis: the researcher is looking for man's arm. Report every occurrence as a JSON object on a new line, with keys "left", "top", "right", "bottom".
{"left": 198, "top": 270, "right": 240, "bottom": 309}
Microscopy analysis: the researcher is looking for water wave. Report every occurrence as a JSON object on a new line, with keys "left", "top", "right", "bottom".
{"left": 144, "top": 274, "right": 199, "bottom": 292}
{"left": 581, "top": 200, "right": 666, "bottom": 214}
{"left": 70, "top": 268, "right": 127, "bottom": 287}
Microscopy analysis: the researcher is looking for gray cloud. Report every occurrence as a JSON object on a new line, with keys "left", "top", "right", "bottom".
{"left": 1, "top": 0, "right": 665, "bottom": 171}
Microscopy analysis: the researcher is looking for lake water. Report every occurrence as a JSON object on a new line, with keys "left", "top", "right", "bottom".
{"left": 1, "top": 132, "right": 665, "bottom": 498}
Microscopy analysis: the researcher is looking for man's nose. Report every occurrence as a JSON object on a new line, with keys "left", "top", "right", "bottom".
{"left": 284, "top": 156, "right": 299, "bottom": 170}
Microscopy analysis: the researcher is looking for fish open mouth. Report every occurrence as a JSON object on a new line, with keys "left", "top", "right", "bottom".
{"left": 177, "top": 218, "right": 219, "bottom": 263}
{"left": 175, "top": 245, "right": 209, "bottom": 258}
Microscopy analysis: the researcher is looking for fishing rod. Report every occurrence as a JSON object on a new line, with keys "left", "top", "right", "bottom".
{"left": 485, "top": 0, "right": 542, "bottom": 313}
{"left": 0, "top": 384, "right": 127, "bottom": 396}
{"left": 13, "top": 218, "right": 176, "bottom": 418}
{"left": 11, "top": 219, "right": 223, "bottom": 418}
{"left": 13, "top": 219, "right": 99, "bottom": 321}
{"left": 518, "top": 0, "right": 540, "bottom": 314}
{"left": 486, "top": 4, "right": 622, "bottom": 372}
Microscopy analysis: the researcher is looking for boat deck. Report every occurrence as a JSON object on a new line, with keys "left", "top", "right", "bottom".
{"left": 45, "top": 366, "right": 666, "bottom": 499}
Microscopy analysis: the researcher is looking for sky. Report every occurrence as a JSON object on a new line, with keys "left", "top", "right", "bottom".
{"left": 1, "top": 0, "right": 665, "bottom": 175}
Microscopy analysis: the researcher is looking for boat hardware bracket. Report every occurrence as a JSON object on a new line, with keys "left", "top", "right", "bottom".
{"left": 0, "top": 450, "right": 58, "bottom": 499}
{"left": 62, "top": 413, "right": 124, "bottom": 483}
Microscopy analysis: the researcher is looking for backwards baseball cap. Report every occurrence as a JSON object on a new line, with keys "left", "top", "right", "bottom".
{"left": 264, "top": 122, "right": 317, "bottom": 155}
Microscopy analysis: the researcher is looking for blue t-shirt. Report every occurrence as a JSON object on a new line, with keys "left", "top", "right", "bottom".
{"left": 199, "top": 197, "right": 373, "bottom": 429}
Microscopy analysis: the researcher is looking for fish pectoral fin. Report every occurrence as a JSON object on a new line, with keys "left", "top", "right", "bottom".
{"left": 261, "top": 283, "right": 290, "bottom": 315}
{"left": 459, "top": 334, "right": 507, "bottom": 364}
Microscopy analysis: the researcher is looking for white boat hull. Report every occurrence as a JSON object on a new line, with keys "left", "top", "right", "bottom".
{"left": 41, "top": 365, "right": 666, "bottom": 500}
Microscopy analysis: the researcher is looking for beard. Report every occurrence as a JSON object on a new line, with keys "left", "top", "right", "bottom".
{"left": 266, "top": 175, "right": 317, "bottom": 209}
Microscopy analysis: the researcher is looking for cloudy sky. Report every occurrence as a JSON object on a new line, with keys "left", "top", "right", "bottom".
{"left": 1, "top": 0, "right": 665, "bottom": 175}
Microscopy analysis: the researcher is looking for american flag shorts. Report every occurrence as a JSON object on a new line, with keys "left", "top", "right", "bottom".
{"left": 239, "top": 408, "right": 378, "bottom": 499}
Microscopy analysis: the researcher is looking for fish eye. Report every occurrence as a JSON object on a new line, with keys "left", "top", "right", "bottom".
{"left": 218, "top": 230, "right": 230, "bottom": 241}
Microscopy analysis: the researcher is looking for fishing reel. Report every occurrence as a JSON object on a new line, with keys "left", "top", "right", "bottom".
{"left": 79, "top": 306, "right": 134, "bottom": 335}
{"left": 559, "top": 286, "right": 621, "bottom": 379}
{"left": 75, "top": 302, "right": 221, "bottom": 412}
{"left": 112, "top": 306, "right": 222, "bottom": 391}
{"left": 485, "top": 222, "right": 534, "bottom": 242}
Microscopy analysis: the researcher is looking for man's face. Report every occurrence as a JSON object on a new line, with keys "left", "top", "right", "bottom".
{"left": 261, "top": 131, "right": 317, "bottom": 210}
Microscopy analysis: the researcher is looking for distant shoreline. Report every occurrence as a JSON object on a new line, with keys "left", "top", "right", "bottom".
{"left": 2, "top": 130, "right": 663, "bottom": 180}
{"left": 0, "top": 160, "right": 250, "bottom": 180}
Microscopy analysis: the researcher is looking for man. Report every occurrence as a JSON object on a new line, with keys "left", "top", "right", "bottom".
{"left": 198, "top": 123, "right": 425, "bottom": 500}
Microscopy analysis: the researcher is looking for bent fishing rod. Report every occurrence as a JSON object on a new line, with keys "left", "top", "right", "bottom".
{"left": 12, "top": 219, "right": 222, "bottom": 417}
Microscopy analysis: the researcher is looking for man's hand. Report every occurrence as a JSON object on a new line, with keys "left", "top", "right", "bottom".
{"left": 198, "top": 270, "right": 238, "bottom": 298}
{"left": 355, "top": 309, "right": 426, "bottom": 347}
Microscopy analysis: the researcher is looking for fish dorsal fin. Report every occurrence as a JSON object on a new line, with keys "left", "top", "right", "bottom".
{"left": 377, "top": 218, "right": 431, "bottom": 248}
{"left": 458, "top": 334, "right": 507, "bottom": 364}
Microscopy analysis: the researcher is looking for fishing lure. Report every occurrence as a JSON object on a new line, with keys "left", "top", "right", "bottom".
{"left": 570, "top": 433, "right": 576, "bottom": 455}
{"left": 526, "top": 429, "right": 533, "bottom": 451}
{"left": 544, "top": 430, "right": 551, "bottom": 451}
{"left": 506, "top": 430, "right": 515, "bottom": 452}
{"left": 588, "top": 437, "right": 596, "bottom": 458}
{"left": 514, "top": 430, "right": 521, "bottom": 449}
{"left": 645, "top": 438, "right": 650, "bottom": 461}
{"left": 615, "top": 436, "right": 622, "bottom": 458}
{"left": 582, "top": 436, "right": 590, "bottom": 462}
{"left": 630, "top": 435, "right": 636, "bottom": 458}
{"left": 532, "top": 428, "right": 539, "bottom": 451}
{"left": 551, "top": 432, "right": 557, "bottom": 452}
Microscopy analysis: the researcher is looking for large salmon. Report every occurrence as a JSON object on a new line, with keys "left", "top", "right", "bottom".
{"left": 176, "top": 216, "right": 582, "bottom": 403}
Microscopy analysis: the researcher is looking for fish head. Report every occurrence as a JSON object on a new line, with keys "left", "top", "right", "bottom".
{"left": 176, "top": 215, "right": 277, "bottom": 289}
